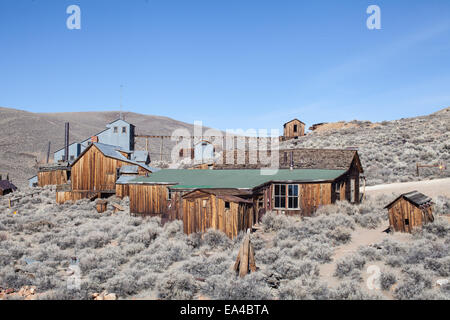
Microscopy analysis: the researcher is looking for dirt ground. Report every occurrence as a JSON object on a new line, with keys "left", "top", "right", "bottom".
{"left": 365, "top": 178, "right": 450, "bottom": 198}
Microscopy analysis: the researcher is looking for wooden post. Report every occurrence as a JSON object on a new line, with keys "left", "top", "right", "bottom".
{"left": 145, "top": 138, "right": 149, "bottom": 152}
{"left": 233, "top": 234, "right": 256, "bottom": 278}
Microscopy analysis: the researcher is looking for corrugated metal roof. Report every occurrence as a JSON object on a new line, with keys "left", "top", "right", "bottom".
{"left": 131, "top": 150, "right": 150, "bottom": 163}
{"left": 119, "top": 165, "right": 139, "bottom": 174}
{"left": 116, "top": 175, "right": 140, "bottom": 184}
{"left": 384, "top": 190, "right": 433, "bottom": 209}
{"left": 124, "top": 169, "right": 346, "bottom": 190}
{"left": 71, "top": 143, "right": 160, "bottom": 173}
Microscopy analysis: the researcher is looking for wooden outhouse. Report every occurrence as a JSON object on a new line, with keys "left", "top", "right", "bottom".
{"left": 385, "top": 191, "right": 434, "bottom": 233}
{"left": 283, "top": 119, "right": 305, "bottom": 140}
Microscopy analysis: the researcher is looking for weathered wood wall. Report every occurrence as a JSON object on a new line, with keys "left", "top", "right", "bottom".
{"left": 259, "top": 182, "right": 332, "bottom": 216}
{"left": 182, "top": 193, "right": 254, "bottom": 238}
{"left": 128, "top": 184, "right": 169, "bottom": 215}
{"left": 38, "top": 170, "right": 69, "bottom": 187}
{"left": 56, "top": 191, "right": 99, "bottom": 204}
{"left": 116, "top": 184, "right": 130, "bottom": 199}
{"left": 71, "top": 145, "right": 149, "bottom": 192}
{"left": 388, "top": 198, "right": 434, "bottom": 233}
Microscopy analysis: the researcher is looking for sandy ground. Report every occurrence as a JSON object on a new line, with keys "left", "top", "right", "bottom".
{"left": 365, "top": 178, "right": 450, "bottom": 198}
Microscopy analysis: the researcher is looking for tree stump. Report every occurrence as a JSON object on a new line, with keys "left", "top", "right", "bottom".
{"left": 233, "top": 233, "right": 257, "bottom": 277}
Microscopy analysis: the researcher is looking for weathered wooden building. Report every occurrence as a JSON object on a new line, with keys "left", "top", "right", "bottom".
{"left": 182, "top": 189, "right": 254, "bottom": 238}
{"left": 124, "top": 149, "right": 363, "bottom": 237}
{"left": 282, "top": 119, "right": 305, "bottom": 140}
{"left": 56, "top": 142, "right": 155, "bottom": 204}
{"left": 385, "top": 191, "right": 434, "bottom": 233}
{"left": 37, "top": 162, "right": 71, "bottom": 187}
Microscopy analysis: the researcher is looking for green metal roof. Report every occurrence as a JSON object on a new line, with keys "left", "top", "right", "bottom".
{"left": 124, "top": 169, "right": 346, "bottom": 190}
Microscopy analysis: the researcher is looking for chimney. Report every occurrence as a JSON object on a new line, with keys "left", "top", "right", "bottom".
{"left": 91, "top": 136, "right": 99, "bottom": 143}
{"left": 290, "top": 151, "right": 294, "bottom": 171}
{"left": 64, "top": 122, "right": 69, "bottom": 162}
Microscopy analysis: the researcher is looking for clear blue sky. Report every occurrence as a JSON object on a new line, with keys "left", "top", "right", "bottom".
{"left": 1, "top": 0, "right": 449, "bottom": 132}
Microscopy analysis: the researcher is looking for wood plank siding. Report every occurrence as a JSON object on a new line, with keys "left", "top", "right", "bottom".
{"left": 182, "top": 191, "right": 254, "bottom": 238}
{"left": 387, "top": 198, "right": 434, "bottom": 233}
{"left": 71, "top": 145, "right": 149, "bottom": 192}
{"left": 38, "top": 170, "right": 69, "bottom": 187}
{"left": 257, "top": 182, "right": 332, "bottom": 217}
{"left": 128, "top": 184, "right": 170, "bottom": 216}
{"left": 283, "top": 119, "right": 305, "bottom": 140}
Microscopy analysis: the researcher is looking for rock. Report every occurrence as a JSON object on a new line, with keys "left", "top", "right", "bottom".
{"left": 5, "top": 288, "right": 14, "bottom": 294}
{"left": 436, "top": 279, "right": 449, "bottom": 287}
{"left": 104, "top": 293, "right": 117, "bottom": 300}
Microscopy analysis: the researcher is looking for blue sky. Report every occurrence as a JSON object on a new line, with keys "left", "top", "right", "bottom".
{"left": 1, "top": 0, "right": 449, "bottom": 132}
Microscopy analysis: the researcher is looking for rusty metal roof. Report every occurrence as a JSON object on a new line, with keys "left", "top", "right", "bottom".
{"left": 384, "top": 190, "right": 433, "bottom": 209}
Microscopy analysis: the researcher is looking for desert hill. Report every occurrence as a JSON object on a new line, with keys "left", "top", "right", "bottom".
{"left": 0, "top": 107, "right": 201, "bottom": 186}
{"left": 1, "top": 106, "right": 449, "bottom": 187}
{"left": 282, "top": 107, "right": 450, "bottom": 185}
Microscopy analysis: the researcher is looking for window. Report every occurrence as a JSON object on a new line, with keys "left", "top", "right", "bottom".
{"left": 293, "top": 124, "right": 298, "bottom": 132}
{"left": 224, "top": 201, "right": 230, "bottom": 209}
{"left": 167, "top": 188, "right": 172, "bottom": 201}
{"left": 405, "top": 219, "right": 409, "bottom": 226}
{"left": 202, "top": 199, "right": 207, "bottom": 208}
{"left": 113, "top": 126, "right": 118, "bottom": 133}
{"left": 274, "top": 184, "right": 286, "bottom": 209}
{"left": 288, "top": 185, "right": 299, "bottom": 209}
{"left": 70, "top": 155, "right": 75, "bottom": 161}
{"left": 122, "top": 127, "right": 127, "bottom": 133}
{"left": 335, "top": 182, "right": 341, "bottom": 200}
{"left": 274, "top": 184, "right": 299, "bottom": 209}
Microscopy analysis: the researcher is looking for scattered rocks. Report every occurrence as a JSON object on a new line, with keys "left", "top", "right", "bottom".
{"left": 0, "top": 286, "right": 37, "bottom": 300}
{"left": 92, "top": 291, "right": 117, "bottom": 300}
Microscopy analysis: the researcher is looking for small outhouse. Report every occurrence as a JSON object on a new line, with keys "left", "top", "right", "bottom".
{"left": 384, "top": 191, "right": 434, "bottom": 233}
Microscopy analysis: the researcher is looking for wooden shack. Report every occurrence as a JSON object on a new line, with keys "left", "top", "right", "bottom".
{"left": 57, "top": 142, "right": 153, "bottom": 204}
{"left": 124, "top": 160, "right": 363, "bottom": 237}
{"left": 283, "top": 119, "right": 305, "bottom": 140}
{"left": 38, "top": 162, "right": 71, "bottom": 187}
{"left": 385, "top": 191, "right": 434, "bottom": 233}
{"left": 182, "top": 189, "right": 254, "bottom": 238}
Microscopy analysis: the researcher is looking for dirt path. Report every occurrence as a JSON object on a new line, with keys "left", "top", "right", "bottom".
{"left": 318, "top": 222, "right": 414, "bottom": 289}
{"left": 365, "top": 178, "right": 450, "bottom": 198}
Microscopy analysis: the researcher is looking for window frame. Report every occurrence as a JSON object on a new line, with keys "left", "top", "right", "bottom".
{"left": 113, "top": 126, "right": 118, "bottom": 133}
{"left": 224, "top": 201, "right": 230, "bottom": 209}
{"left": 167, "top": 188, "right": 172, "bottom": 201}
{"left": 122, "top": 126, "right": 127, "bottom": 133}
{"left": 273, "top": 183, "right": 299, "bottom": 210}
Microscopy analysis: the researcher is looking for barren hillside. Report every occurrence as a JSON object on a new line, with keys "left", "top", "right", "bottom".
{"left": 0, "top": 107, "right": 200, "bottom": 186}
{"left": 1, "top": 106, "right": 449, "bottom": 187}
{"left": 282, "top": 107, "right": 450, "bottom": 185}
